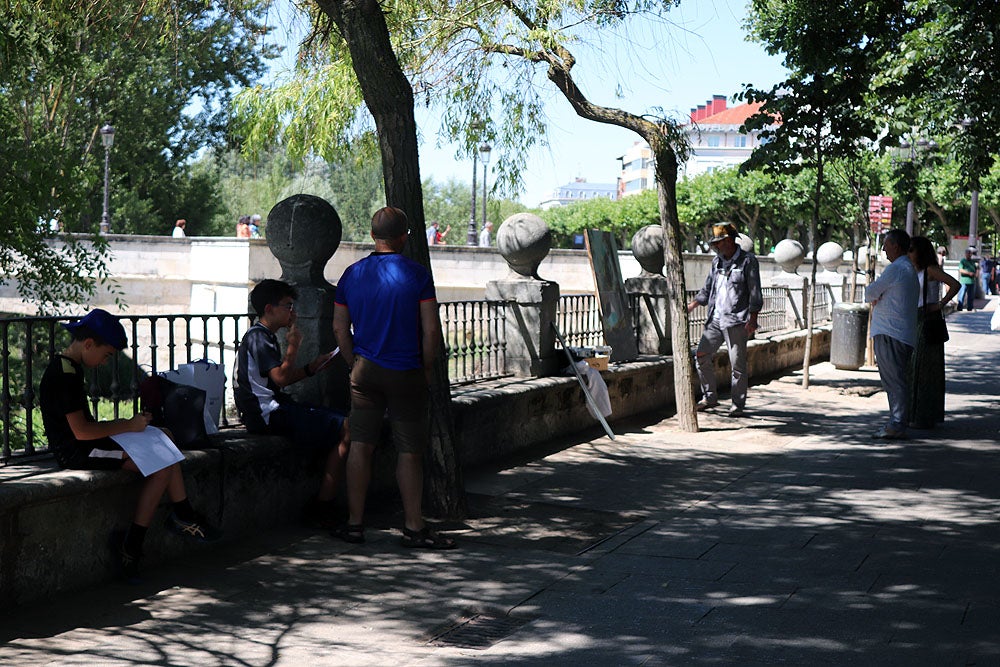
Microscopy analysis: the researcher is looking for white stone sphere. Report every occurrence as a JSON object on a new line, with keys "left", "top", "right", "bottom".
{"left": 497, "top": 213, "right": 552, "bottom": 278}
{"left": 816, "top": 241, "right": 844, "bottom": 271}
{"left": 773, "top": 239, "right": 805, "bottom": 273}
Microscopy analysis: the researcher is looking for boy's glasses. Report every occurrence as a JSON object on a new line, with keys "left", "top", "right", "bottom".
{"left": 277, "top": 303, "right": 295, "bottom": 311}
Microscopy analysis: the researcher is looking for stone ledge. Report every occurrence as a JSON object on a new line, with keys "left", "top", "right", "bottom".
{"left": 0, "top": 326, "right": 830, "bottom": 606}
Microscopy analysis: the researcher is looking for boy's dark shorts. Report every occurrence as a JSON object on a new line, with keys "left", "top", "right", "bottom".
{"left": 56, "top": 439, "right": 126, "bottom": 471}
{"left": 266, "top": 402, "right": 346, "bottom": 452}
{"left": 349, "top": 357, "right": 428, "bottom": 454}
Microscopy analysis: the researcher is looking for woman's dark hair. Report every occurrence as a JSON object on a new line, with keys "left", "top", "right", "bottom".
{"left": 909, "top": 235, "right": 937, "bottom": 270}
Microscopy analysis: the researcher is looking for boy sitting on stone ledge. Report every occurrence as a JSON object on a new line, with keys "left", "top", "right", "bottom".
{"left": 39, "top": 309, "right": 221, "bottom": 583}
{"left": 235, "top": 279, "right": 351, "bottom": 528}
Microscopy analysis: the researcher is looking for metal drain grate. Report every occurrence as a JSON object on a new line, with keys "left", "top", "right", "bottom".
{"left": 427, "top": 613, "right": 531, "bottom": 649}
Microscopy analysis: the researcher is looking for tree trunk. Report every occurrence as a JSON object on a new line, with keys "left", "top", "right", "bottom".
{"left": 543, "top": 62, "right": 699, "bottom": 432}
{"left": 316, "top": 0, "right": 466, "bottom": 518}
{"left": 652, "top": 141, "right": 699, "bottom": 431}
{"left": 802, "top": 139, "right": 824, "bottom": 390}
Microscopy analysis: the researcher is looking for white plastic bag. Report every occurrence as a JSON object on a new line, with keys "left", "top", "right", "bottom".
{"left": 160, "top": 359, "right": 226, "bottom": 434}
{"left": 991, "top": 307, "right": 1000, "bottom": 332}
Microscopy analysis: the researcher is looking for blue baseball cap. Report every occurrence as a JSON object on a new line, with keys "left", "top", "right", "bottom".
{"left": 62, "top": 309, "right": 128, "bottom": 350}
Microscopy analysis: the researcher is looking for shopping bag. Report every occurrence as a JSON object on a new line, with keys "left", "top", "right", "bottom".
{"left": 991, "top": 307, "right": 1000, "bottom": 332}
{"left": 160, "top": 359, "right": 227, "bottom": 435}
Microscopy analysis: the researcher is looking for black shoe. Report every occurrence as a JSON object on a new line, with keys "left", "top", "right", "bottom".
{"left": 333, "top": 523, "right": 366, "bottom": 544}
{"left": 165, "top": 511, "right": 223, "bottom": 543}
{"left": 109, "top": 530, "right": 142, "bottom": 585}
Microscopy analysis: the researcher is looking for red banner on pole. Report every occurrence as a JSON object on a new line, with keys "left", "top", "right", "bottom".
{"left": 868, "top": 195, "right": 893, "bottom": 234}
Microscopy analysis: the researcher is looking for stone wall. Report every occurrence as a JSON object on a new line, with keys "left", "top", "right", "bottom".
{"left": 0, "top": 234, "right": 830, "bottom": 316}
{"left": 0, "top": 326, "right": 830, "bottom": 607}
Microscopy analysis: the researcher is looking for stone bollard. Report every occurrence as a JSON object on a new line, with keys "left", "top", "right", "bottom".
{"left": 264, "top": 194, "right": 350, "bottom": 409}
{"left": 485, "top": 213, "right": 560, "bottom": 377}
{"left": 624, "top": 225, "right": 672, "bottom": 355}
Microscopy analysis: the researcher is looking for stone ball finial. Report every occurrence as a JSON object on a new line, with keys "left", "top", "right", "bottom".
{"left": 816, "top": 241, "right": 844, "bottom": 271}
{"left": 856, "top": 246, "right": 871, "bottom": 272}
{"left": 736, "top": 233, "right": 754, "bottom": 253}
{"left": 497, "top": 213, "right": 552, "bottom": 279}
{"left": 266, "top": 194, "right": 342, "bottom": 287}
{"left": 773, "top": 239, "right": 805, "bottom": 273}
{"left": 631, "top": 225, "right": 664, "bottom": 276}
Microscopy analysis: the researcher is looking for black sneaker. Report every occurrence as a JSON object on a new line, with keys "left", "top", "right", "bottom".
{"left": 165, "top": 511, "right": 223, "bottom": 543}
{"left": 109, "top": 530, "right": 142, "bottom": 584}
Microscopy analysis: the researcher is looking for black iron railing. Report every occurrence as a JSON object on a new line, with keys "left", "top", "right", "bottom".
{"left": 440, "top": 300, "right": 508, "bottom": 385}
{"left": 557, "top": 294, "right": 604, "bottom": 348}
{"left": 0, "top": 313, "right": 251, "bottom": 462}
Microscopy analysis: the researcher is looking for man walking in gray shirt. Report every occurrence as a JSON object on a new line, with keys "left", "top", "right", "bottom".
{"left": 865, "top": 228, "right": 919, "bottom": 439}
{"left": 687, "top": 222, "right": 763, "bottom": 418}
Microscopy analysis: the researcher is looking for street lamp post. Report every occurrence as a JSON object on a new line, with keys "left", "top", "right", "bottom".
{"left": 894, "top": 134, "right": 935, "bottom": 236}
{"left": 957, "top": 118, "right": 979, "bottom": 251}
{"left": 99, "top": 124, "right": 115, "bottom": 235}
{"left": 479, "top": 143, "right": 491, "bottom": 239}
{"left": 467, "top": 150, "right": 478, "bottom": 246}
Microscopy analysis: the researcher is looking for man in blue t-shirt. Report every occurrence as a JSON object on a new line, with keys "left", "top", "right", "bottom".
{"left": 333, "top": 207, "right": 455, "bottom": 549}
{"left": 234, "top": 279, "right": 350, "bottom": 528}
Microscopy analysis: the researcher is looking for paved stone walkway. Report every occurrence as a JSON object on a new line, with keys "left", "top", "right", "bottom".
{"left": 2, "top": 307, "right": 998, "bottom": 665}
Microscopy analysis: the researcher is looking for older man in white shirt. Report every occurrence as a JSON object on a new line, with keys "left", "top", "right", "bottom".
{"left": 865, "top": 228, "right": 919, "bottom": 439}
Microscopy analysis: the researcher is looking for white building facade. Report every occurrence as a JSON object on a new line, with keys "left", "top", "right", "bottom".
{"left": 619, "top": 95, "right": 767, "bottom": 195}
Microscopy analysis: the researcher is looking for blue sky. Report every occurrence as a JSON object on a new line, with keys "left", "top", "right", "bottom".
{"left": 262, "top": 0, "right": 788, "bottom": 207}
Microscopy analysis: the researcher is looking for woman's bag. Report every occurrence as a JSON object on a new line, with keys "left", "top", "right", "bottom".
{"left": 924, "top": 311, "right": 949, "bottom": 344}
{"left": 921, "top": 273, "right": 949, "bottom": 344}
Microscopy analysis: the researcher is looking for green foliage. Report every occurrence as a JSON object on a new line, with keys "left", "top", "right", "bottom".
{"left": 1, "top": 0, "right": 274, "bottom": 289}
{"left": 538, "top": 189, "right": 658, "bottom": 249}
{"left": 879, "top": 0, "right": 1000, "bottom": 190}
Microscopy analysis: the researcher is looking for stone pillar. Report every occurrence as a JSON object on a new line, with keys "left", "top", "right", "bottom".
{"left": 264, "top": 194, "right": 349, "bottom": 409}
{"left": 486, "top": 213, "right": 561, "bottom": 377}
{"left": 624, "top": 225, "right": 671, "bottom": 355}
{"left": 768, "top": 239, "right": 808, "bottom": 329}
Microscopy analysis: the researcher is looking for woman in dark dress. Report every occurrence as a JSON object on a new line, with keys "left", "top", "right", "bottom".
{"left": 907, "top": 236, "right": 960, "bottom": 429}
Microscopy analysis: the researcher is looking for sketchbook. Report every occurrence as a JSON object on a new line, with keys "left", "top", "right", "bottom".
{"left": 110, "top": 426, "right": 186, "bottom": 477}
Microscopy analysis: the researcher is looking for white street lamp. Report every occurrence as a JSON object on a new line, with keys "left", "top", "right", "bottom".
{"left": 479, "top": 143, "right": 492, "bottom": 234}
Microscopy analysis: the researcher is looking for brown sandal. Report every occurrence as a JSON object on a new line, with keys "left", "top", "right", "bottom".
{"left": 400, "top": 526, "right": 456, "bottom": 550}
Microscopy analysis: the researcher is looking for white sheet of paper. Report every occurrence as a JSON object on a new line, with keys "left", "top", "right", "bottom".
{"left": 110, "top": 426, "right": 185, "bottom": 477}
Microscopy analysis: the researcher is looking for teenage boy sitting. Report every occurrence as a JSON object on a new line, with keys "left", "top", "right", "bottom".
{"left": 234, "top": 279, "right": 350, "bottom": 528}
{"left": 39, "top": 309, "right": 221, "bottom": 583}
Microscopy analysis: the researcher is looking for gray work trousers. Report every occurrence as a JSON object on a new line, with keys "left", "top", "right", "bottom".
{"left": 695, "top": 319, "right": 749, "bottom": 409}
{"left": 873, "top": 334, "right": 914, "bottom": 431}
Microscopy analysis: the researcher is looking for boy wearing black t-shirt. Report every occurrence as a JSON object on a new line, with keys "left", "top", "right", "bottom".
{"left": 40, "top": 309, "right": 220, "bottom": 583}
{"left": 234, "top": 280, "right": 350, "bottom": 529}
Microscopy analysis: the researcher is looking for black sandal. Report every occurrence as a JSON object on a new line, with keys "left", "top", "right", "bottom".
{"left": 334, "top": 523, "right": 365, "bottom": 544}
{"left": 400, "top": 526, "right": 457, "bottom": 550}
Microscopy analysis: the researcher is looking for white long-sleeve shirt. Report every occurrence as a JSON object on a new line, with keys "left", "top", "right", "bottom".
{"left": 865, "top": 255, "right": 919, "bottom": 347}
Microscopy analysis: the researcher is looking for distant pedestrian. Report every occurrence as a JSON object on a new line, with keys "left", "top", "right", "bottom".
{"left": 479, "top": 220, "right": 493, "bottom": 247}
{"left": 865, "top": 228, "right": 919, "bottom": 439}
{"left": 425, "top": 221, "right": 439, "bottom": 245}
{"left": 979, "top": 253, "right": 995, "bottom": 297}
{"left": 687, "top": 222, "right": 762, "bottom": 418}
{"left": 249, "top": 214, "right": 262, "bottom": 239}
{"left": 333, "top": 206, "right": 456, "bottom": 549}
{"left": 237, "top": 215, "right": 251, "bottom": 239}
{"left": 172, "top": 219, "right": 186, "bottom": 238}
{"left": 956, "top": 247, "right": 977, "bottom": 310}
